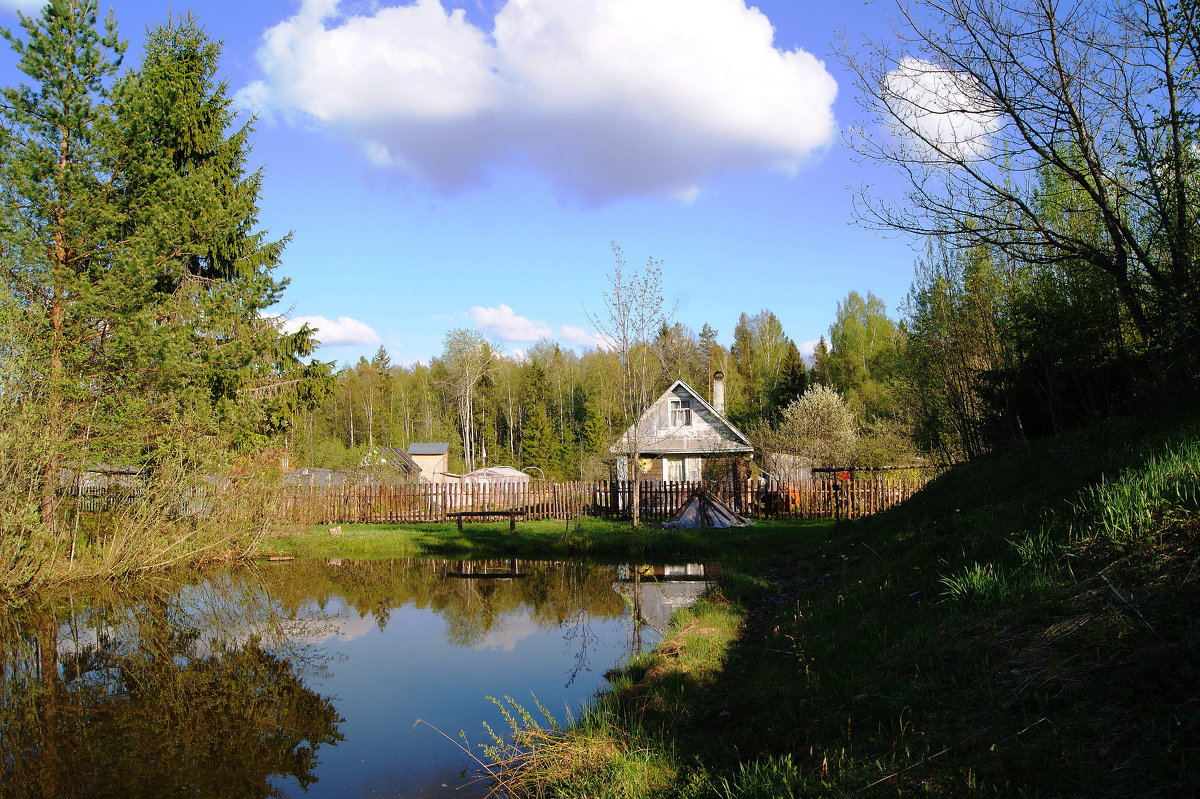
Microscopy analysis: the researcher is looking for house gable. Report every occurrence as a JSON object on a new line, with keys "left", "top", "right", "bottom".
{"left": 610, "top": 380, "right": 753, "bottom": 457}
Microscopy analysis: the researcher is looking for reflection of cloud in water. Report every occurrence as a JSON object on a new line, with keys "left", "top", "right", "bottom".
{"left": 472, "top": 611, "right": 540, "bottom": 652}
{"left": 284, "top": 596, "right": 383, "bottom": 644}
{"left": 613, "top": 581, "right": 708, "bottom": 634}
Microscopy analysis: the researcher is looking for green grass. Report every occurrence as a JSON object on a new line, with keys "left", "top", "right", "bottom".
{"left": 445, "top": 410, "right": 1200, "bottom": 798}
{"left": 256, "top": 516, "right": 833, "bottom": 566}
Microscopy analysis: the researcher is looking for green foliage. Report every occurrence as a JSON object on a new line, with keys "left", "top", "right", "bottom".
{"left": 1071, "top": 436, "right": 1200, "bottom": 550}
{"left": 0, "top": 6, "right": 327, "bottom": 587}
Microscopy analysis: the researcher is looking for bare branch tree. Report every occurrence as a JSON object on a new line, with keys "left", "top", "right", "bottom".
{"left": 840, "top": 0, "right": 1200, "bottom": 367}
{"left": 586, "top": 244, "right": 672, "bottom": 529}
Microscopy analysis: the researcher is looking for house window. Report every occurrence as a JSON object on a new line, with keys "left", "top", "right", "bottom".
{"left": 666, "top": 457, "right": 685, "bottom": 481}
{"left": 670, "top": 399, "right": 692, "bottom": 427}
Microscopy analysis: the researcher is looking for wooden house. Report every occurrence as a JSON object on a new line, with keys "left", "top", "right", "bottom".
{"left": 609, "top": 373, "right": 753, "bottom": 481}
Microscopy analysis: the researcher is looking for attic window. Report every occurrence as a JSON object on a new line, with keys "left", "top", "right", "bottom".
{"left": 670, "top": 399, "right": 692, "bottom": 427}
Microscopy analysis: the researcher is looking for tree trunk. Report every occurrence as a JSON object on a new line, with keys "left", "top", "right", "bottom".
{"left": 629, "top": 453, "right": 640, "bottom": 529}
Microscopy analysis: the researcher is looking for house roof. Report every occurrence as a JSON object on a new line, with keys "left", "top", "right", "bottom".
{"left": 462, "top": 465, "right": 530, "bottom": 482}
{"left": 378, "top": 447, "right": 420, "bottom": 474}
{"left": 610, "top": 379, "right": 754, "bottom": 456}
{"left": 407, "top": 442, "right": 449, "bottom": 456}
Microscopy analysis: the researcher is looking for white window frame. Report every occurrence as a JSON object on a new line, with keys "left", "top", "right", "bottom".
{"left": 669, "top": 398, "right": 692, "bottom": 427}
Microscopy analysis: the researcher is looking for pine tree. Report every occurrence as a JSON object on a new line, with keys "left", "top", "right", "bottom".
{"left": 0, "top": 0, "right": 126, "bottom": 525}
{"left": 810, "top": 336, "right": 833, "bottom": 387}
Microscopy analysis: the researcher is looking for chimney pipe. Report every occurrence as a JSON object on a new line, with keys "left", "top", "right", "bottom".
{"left": 712, "top": 370, "right": 725, "bottom": 415}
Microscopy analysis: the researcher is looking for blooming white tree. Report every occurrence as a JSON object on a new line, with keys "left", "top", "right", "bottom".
{"left": 775, "top": 385, "right": 857, "bottom": 468}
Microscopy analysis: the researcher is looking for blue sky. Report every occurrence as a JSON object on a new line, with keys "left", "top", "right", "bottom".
{"left": 0, "top": 0, "right": 922, "bottom": 367}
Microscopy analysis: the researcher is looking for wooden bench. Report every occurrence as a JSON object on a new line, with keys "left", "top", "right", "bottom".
{"left": 446, "top": 510, "right": 525, "bottom": 532}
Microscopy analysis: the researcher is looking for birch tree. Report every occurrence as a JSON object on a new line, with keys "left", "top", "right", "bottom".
{"left": 587, "top": 244, "right": 672, "bottom": 529}
{"left": 441, "top": 329, "right": 492, "bottom": 471}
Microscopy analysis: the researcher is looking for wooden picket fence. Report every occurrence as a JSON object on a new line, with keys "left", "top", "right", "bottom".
{"left": 278, "top": 469, "right": 937, "bottom": 525}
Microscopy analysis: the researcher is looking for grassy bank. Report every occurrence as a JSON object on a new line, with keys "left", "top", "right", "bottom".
{"left": 471, "top": 412, "right": 1200, "bottom": 797}
{"left": 255, "top": 516, "right": 833, "bottom": 565}
{"left": 0, "top": 470, "right": 285, "bottom": 604}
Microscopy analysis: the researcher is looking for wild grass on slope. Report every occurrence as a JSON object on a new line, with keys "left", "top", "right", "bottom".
{"left": 484, "top": 412, "right": 1200, "bottom": 798}
{"left": 1071, "top": 434, "right": 1200, "bottom": 550}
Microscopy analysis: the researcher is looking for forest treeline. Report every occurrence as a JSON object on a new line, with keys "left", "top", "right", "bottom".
{"left": 291, "top": 294, "right": 916, "bottom": 480}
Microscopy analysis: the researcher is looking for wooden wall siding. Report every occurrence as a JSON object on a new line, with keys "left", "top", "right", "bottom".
{"left": 275, "top": 473, "right": 936, "bottom": 525}
{"left": 614, "top": 383, "right": 752, "bottom": 457}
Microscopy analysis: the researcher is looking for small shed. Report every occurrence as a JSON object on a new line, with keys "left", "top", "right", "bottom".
{"left": 62, "top": 463, "right": 144, "bottom": 492}
{"left": 364, "top": 446, "right": 422, "bottom": 482}
{"left": 407, "top": 442, "right": 450, "bottom": 483}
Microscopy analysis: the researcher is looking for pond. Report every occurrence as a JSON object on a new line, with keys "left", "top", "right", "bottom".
{"left": 0, "top": 558, "right": 711, "bottom": 798}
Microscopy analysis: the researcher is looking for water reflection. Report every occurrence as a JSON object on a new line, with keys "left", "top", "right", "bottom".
{"left": 0, "top": 559, "right": 709, "bottom": 798}
{"left": 0, "top": 580, "right": 343, "bottom": 799}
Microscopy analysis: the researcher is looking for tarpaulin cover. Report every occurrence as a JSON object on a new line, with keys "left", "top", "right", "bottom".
{"left": 662, "top": 488, "right": 752, "bottom": 529}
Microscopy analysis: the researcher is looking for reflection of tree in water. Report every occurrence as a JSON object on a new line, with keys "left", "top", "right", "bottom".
{"left": 0, "top": 578, "right": 344, "bottom": 799}
{"left": 561, "top": 607, "right": 602, "bottom": 688}
{"left": 256, "top": 558, "right": 626, "bottom": 650}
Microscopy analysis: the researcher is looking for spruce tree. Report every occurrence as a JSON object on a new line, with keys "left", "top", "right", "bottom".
{"left": 520, "top": 362, "right": 555, "bottom": 477}
{"left": 107, "top": 15, "right": 326, "bottom": 452}
{"left": 770, "top": 339, "right": 808, "bottom": 416}
{"left": 810, "top": 336, "right": 833, "bottom": 387}
{"left": 0, "top": 6, "right": 325, "bottom": 531}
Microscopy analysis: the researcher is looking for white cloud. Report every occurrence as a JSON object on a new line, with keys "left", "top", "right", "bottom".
{"left": 470, "top": 304, "right": 553, "bottom": 341}
{"left": 798, "top": 337, "right": 820, "bottom": 366}
{"left": 241, "top": 0, "right": 837, "bottom": 202}
{"left": 472, "top": 613, "right": 542, "bottom": 652}
{"left": 559, "top": 324, "right": 614, "bottom": 351}
{"left": 284, "top": 315, "right": 382, "bottom": 346}
{"left": 882, "top": 57, "right": 999, "bottom": 162}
